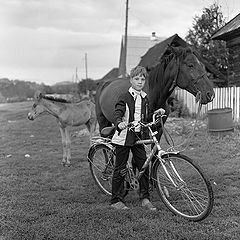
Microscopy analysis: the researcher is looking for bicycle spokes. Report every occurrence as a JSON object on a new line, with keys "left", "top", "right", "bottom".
{"left": 153, "top": 153, "right": 214, "bottom": 221}
{"left": 101, "top": 160, "right": 114, "bottom": 180}
{"left": 89, "top": 144, "right": 115, "bottom": 195}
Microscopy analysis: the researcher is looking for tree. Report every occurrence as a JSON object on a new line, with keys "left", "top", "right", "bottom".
{"left": 185, "top": 2, "right": 229, "bottom": 80}
{"left": 78, "top": 78, "right": 97, "bottom": 94}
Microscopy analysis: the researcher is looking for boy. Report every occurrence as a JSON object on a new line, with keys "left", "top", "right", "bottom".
{"left": 110, "top": 66, "right": 156, "bottom": 211}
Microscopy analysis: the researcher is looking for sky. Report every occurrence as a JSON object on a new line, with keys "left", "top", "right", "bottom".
{"left": 0, "top": 0, "right": 239, "bottom": 86}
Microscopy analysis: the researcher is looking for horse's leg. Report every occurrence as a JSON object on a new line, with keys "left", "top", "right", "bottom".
{"left": 59, "top": 126, "right": 68, "bottom": 166}
{"left": 64, "top": 127, "right": 71, "bottom": 166}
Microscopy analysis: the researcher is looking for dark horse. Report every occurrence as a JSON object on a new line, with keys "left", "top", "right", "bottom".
{"left": 96, "top": 45, "right": 215, "bottom": 139}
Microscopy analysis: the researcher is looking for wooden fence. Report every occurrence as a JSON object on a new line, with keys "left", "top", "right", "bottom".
{"left": 175, "top": 86, "right": 240, "bottom": 122}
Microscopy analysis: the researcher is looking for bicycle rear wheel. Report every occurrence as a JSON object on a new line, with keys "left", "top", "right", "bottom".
{"left": 88, "top": 144, "right": 115, "bottom": 195}
{"left": 153, "top": 153, "right": 214, "bottom": 221}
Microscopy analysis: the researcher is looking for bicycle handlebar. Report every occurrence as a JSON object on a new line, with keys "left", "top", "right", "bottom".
{"left": 118, "top": 108, "right": 166, "bottom": 133}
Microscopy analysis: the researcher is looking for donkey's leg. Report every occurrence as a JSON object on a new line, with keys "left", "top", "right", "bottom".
{"left": 64, "top": 127, "right": 71, "bottom": 166}
{"left": 59, "top": 126, "right": 68, "bottom": 166}
{"left": 85, "top": 121, "right": 92, "bottom": 142}
{"left": 85, "top": 118, "right": 97, "bottom": 142}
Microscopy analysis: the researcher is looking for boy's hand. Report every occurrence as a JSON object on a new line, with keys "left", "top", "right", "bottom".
{"left": 154, "top": 108, "right": 165, "bottom": 115}
{"left": 118, "top": 122, "right": 127, "bottom": 130}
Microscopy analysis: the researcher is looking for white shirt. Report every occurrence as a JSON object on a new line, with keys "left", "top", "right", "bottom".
{"left": 128, "top": 87, "right": 147, "bottom": 132}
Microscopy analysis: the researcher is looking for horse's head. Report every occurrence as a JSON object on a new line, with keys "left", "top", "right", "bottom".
{"left": 27, "top": 91, "right": 46, "bottom": 120}
{"left": 168, "top": 45, "right": 215, "bottom": 104}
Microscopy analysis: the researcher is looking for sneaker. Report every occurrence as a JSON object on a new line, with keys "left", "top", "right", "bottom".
{"left": 111, "top": 202, "right": 129, "bottom": 210}
{"left": 141, "top": 198, "right": 157, "bottom": 211}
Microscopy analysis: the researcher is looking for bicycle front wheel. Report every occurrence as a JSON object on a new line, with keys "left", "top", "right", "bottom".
{"left": 88, "top": 144, "right": 115, "bottom": 195}
{"left": 153, "top": 153, "right": 214, "bottom": 221}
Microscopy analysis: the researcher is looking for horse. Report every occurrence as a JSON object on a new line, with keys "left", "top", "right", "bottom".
{"left": 28, "top": 91, "right": 97, "bottom": 166}
{"left": 96, "top": 45, "right": 215, "bottom": 140}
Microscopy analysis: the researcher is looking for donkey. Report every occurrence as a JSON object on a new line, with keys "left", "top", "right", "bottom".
{"left": 28, "top": 91, "right": 97, "bottom": 166}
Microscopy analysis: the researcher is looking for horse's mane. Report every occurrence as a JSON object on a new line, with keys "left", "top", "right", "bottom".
{"left": 147, "top": 52, "right": 174, "bottom": 109}
{"left": 147, "top": 46, "right": 193, "bottom": 110}
{"left": 42, "top": 95, "right": 71, "bottom": 103}
{"left": 149, "top": 46, "right": 192, "bottom": 87}
{"left": 149, "top": 53, "right": 174, "bottom": 87}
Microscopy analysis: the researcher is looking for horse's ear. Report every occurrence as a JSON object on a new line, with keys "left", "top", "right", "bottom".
{"left": 34, "top": 90, "right": 43, "bottom": 100}
{"left": 146, "top": 66, "right": 152, "bottom": 73}
{"left": 167, "top": 44, "right": 180, "bottom": 56}
{"left": 167, "top": 44, "right": 174, "bottom": 52}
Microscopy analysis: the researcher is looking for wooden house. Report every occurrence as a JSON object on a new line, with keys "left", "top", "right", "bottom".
{"left": 212, "top": 13, "right": 240, "bottom": 86}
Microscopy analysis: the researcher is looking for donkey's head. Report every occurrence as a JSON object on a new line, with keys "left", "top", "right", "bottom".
{"left": 27, "top": 91, "right": 46, "bottom": 120}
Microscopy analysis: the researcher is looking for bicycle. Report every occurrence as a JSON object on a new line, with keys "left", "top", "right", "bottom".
{"left": 87, "top": 109, "right": 214, "bottom": 221}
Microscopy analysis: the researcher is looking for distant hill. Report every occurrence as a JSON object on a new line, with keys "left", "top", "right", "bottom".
{"left": 0, "top": 78, "right": 49, "bottom": 103}
{"left": 53, "top": 81, "right": 73, "bottom": 86}
{"left": 0, "top": 78, "right": 99, "bottom": 103}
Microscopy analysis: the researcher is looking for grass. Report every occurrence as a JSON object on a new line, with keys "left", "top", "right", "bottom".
{"left": 0, "top": 101, "right": 240, "bottom": 239}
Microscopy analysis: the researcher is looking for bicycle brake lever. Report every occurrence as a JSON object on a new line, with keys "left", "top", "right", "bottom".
{"left": 117, "top": 122, "right": 135, "bottom": 135}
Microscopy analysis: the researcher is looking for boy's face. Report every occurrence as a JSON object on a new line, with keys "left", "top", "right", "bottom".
{"left": 130, "top": 74, "right": 146, "bottom": 91}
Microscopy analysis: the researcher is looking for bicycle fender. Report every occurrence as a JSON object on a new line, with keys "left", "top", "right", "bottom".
{"left": 87, "top": 145, "right": 95, "bottom": 161}
{"left": 151, "top": 151, "right": 180, "bottom": 169}
{"left": 161, "top": 151, "right": 180, "bottom": 158}
{"left": 87, "top": 143, "right": 114, "bottom": 161}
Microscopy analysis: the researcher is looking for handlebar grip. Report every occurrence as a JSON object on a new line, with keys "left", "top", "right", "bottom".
{"left": 117, "top": 122, "right": 134, "bottom": 135}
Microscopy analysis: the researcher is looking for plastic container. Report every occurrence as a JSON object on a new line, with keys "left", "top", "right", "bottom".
{"left": 207, "top": 108, "right": 234, "bottom": 135}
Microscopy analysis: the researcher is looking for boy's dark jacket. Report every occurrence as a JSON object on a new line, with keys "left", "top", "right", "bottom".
{"left": 112, "top": 90, "right": 150, "bottom": 146}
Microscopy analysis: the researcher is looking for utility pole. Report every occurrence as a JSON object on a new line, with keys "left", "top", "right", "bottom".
{"left": 123, "top": 0, "right": 129, "bottom": 77}
{"left": 85, "top": 53, "right": 89, "bottom": 95}
{"left": 85, "top": 53, "right": 88, "bottom": 80}
{"left": 71, "top": 67, "right": 80, "bottom": 101}
{"left": 75, "top": 67, "right": 79, "bottom": 82}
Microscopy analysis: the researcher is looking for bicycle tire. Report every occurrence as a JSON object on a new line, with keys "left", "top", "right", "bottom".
{"left": 88, "top": 144, "right": 115, "bottom": 196}
{"left": 153, "top": 153, "right": 214, "bottom": 221}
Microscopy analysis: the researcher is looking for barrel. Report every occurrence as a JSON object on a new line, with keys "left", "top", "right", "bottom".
{"left": 207, "top": 108, "right": 234, "bottom": 135}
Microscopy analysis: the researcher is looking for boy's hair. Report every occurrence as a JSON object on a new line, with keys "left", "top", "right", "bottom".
{"left": 130, "top": 66, "right": 148, "bottom": 79}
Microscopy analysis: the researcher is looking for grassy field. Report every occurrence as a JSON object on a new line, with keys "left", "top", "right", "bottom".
{"left": 0, "top": 101, "right": 240, "bottom": 240}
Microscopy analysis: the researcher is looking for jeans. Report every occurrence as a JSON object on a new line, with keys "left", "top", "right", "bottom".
{"left": 111, "top": 144, "right": 150, "bottom": 204}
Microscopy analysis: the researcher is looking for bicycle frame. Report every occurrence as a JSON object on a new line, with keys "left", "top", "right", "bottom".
{"left": 89, "top": 111, "right": 180, "bottom": 188}
{"left": 133, "top": 124, "right": 180, "bottom": 185}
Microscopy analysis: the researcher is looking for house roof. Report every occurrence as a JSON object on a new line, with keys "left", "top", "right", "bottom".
{"left": 211, "top": 13, "right": 240, "bottom": 41}
{"left": 138, "top": 34, "right": 187, "bottom": 68}
{"left": 101, "top": 67, "right": 119, "bottom": 81}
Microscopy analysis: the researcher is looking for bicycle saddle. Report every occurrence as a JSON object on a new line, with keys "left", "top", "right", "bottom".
{"left": 101, "top": 126, "right": 115, "bottom": 138}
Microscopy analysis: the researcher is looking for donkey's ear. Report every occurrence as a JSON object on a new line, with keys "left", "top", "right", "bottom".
{"left": 34, "top": 90, "right": 43, "bottom": 100}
